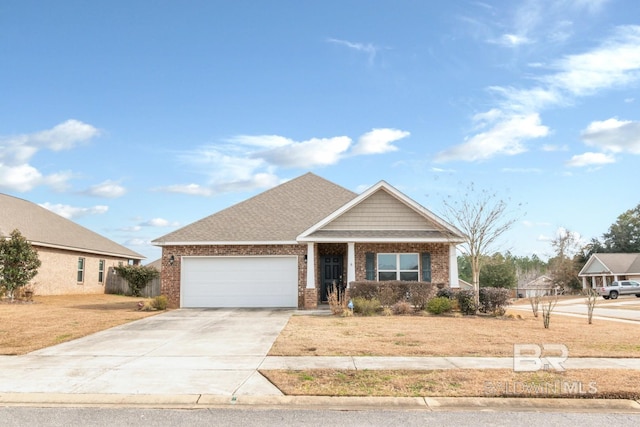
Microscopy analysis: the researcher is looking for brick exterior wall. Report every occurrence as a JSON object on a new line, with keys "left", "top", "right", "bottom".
{"left": 162, "top": 242, "right": 452, "bottom": 309}
{"left": 30, "top": 247, "right": 134, "bottom": 296}
{"left": 160, "top": 244, "right": 307, "bottom": 308}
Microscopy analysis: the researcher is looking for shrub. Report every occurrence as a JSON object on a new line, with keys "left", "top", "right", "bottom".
{"left": 479, "top": 287, "right": 511, "bottom": 316}
{"left": 392, "top": 301, "right": 413, "bottom": 315}
{"left": 348, "top": 282, "right": 380, "bottom": 300}
{"left": 327, "top": 285, "right": 346, "bottom": 315}
{"left": 456, "top": 290, "right": 477, "bottom": 315}
{"left": 407, "top": 282, "right": 436, "bottom": 310}
{"left": 114, "top": 265, "right": 160, "bottom": 297}
{"left": 426, "top": 297, "right": 452, "bottom": 315}
{"left": 151, "top": 295, "right": 168, "bottom": 310}
{"left": 436, "top": 287, "right": 454, "bottom": 299}
{"left": 352, "top": 297, "right": 380, "bottom": 316}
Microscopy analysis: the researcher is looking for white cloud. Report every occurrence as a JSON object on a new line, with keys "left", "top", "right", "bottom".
{"left": 140, "top": 218, "right": 180, "bottom": 227}
{"left": 441, "top": 25, "right": 640, "bottom": 164}
{"left": 580, "top": 118, "right": 640, "bottom": 154}
{"left": 502, "top": 168, "right": 543, "bottom": 173}
{"left": 491, "top": 33, "right": 532, "bottom": 47}
{"left": 0, "top": 120, "right": 100, "bottom": 192}
{"left": 435, "top": 114, "right": 549, "bottom": 162}
{"left": 351, "top": 128, "right": 409, "bottom": 155}
{"left": 565, "top": 152, "right": 615, "bottom": 167}
{"left": 254, "top": 136, "right": 351, "bottom": 168}
{"left": 541, "top": 144, "right": 568, "bottom": 151}
{"left": 40, "top": 202, "right": 108, "bottom": 219}
{"left": 327, "top": 38, "right": 380, "bottom": 64}
{"left": 164, "top": 128, "right": 408, "bottom": 196}
{"left": 85, "top": 180, "right": 127, "bottom": 198}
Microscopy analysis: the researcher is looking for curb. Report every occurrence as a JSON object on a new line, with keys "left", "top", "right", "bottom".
{"left": 1, "top": 393, "right": 639, "bottom": 412}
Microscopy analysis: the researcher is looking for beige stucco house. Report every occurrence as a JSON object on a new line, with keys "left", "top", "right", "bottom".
{"left": 579, "top": 253, "right": 640, "bottom": 289}
{"left": 152, "top": 173, "right": 466, "bottom": 309}
{"left": 1, "top": 193, "right": 144, "bottom": 295}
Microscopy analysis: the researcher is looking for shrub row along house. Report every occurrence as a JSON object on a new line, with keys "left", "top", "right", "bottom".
{"left": 0, "top": 193, "right": 144, "bottom": 295}
{"left": 152, "top": 173, "right": 466, "bottom": 309}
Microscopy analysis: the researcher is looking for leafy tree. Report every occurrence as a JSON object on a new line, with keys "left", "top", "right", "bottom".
{"left": 602, "top": 203, "right": 640, "bottom": 253}
{"left": 441, "top": 184, "right": 522, "bottom": 309}
{"left": 479, "top": 253, "right": 517, "bottom": 288}
{"left": 114, "top": 265, "right": 159, "bottom": 297}
{"left": 0, "top": 229, "right": 41, "bottom": 301}
{"left": 457, "top": 255, "right": 472, "bottom": 283}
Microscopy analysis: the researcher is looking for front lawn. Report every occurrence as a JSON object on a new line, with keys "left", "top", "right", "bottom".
{"left": 0, "top": 294, "right": 162, "bottom": 355}
{"left": 269, "top": 309, "right": 640, "bottom": 357}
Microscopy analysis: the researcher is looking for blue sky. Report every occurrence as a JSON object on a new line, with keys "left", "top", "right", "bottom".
{"left": 1, "top": 0, "right": 639, "bottom": 262}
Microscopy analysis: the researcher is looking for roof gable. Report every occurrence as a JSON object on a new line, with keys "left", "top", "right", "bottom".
{"left": 0, "top": 193, "right": 144, "bottom": 259}
{"left": 153, "top": 173, "right": 357, "bottom": 244}
{"left": 298, "top": 181, "right": 465, "bottom": 242}
{"left": 579, "top": 253, "right": 640, "bottom": 275}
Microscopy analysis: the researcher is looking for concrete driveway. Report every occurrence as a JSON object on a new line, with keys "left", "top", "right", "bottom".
{"left": 0, "top": 309, "right": 293, "bottom": 396}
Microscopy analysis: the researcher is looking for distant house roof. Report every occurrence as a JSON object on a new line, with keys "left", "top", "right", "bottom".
{"left": 153, "top": 173, "right": 465, "bottom": 246}
{"left": 0, "top": 193, "right": 144, "bottom": 260}
{"left": 519, "top": 275, "right": 554, "bottom": 289}
{"left": 579, "top": 253, "right": 640, "bottom": 276}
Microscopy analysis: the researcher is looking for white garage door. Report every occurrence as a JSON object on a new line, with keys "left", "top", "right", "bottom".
{"left": 181, "top": 256, "right": 299, "bottom": 308}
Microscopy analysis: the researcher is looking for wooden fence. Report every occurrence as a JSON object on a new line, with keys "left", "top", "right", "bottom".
{"left": 104, "top": 267, "right": 161, "bottom": 298}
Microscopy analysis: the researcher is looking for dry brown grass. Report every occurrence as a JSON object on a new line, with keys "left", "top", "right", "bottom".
{"left": 269, "top": 309, "right": 640, "bottom": 357}
{"left": 0, "top": 294, "right": 162, "bottom": 355}
{"left": 261, "top": 369, "right": 640, "bottom": 399}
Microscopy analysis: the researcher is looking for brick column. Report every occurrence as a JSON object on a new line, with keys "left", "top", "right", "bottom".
{"left": 304, "top": 288, "right": 318, "bottom": 309}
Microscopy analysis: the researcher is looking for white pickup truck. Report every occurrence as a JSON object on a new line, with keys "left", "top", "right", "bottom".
{"left": 597, "top": 280, "right": 640, "bottom": 299}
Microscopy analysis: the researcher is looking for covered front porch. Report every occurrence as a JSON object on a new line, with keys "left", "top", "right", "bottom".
{"left": 302, "top": 241, "right": 460, "bottom": 309}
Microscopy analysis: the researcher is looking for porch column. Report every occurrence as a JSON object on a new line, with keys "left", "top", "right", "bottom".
{"left": 449, "top": 245, "right": 459, "bottom": 288}
{"left": 303, "top": 242, "right": 318, "bottom": 309}
{"left": 591, "top": 276, "right": 596, "bottom": 288}
{"left": 347, "top": 242, "right": 355, "bottom": 287}
{"left": 602, "top": 274, "right": 607, "bottom": 286}
{"left": 582, "top": 276, "right": 588, "bottom": 289}
{"left": 306, "top": 242, "right": 315, "bottom": 288}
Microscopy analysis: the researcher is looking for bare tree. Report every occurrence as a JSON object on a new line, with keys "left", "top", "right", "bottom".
{"left": 549, "top": 228, "right": 582, "bottom": 292}
{"left": 584, "top": 288, "right": 598, "bottom": 325}
{"left": 441, "top": 184, "right": 522, "bottom": 309}
{"left": 542, "top": 294, "right": 558, "bottom": 329}
{"left": 529, "top": 292, "right": 542, "bottom": 318}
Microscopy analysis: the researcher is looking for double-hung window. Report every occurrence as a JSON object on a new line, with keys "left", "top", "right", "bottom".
{"left": 98, "top": 259, "right": 105, "bottom": 283}
{"left": 377, "top": 253, "right": 419, "bottom": 281}
{"left": 77, "top": 257, "right": 85, "bottom": 283}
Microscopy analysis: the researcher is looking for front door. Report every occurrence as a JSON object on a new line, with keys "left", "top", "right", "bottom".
{"left": 321, "top": 255, "right": 344, "bottom": 303}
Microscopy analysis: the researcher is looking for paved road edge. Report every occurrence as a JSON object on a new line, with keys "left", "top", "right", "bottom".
{"left": 1, "top": 393, "right": 639, "bottom": 412}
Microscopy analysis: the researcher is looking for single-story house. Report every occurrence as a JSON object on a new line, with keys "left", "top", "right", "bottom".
{"left": 578, "top": 253, "right": 640, "bottom": 289}
{"left": 152, "top": 173, "right": 466, "bottom": 309}
{"left": 0, "top": 193, "right": 144, "bottom": 295}
{"left": 516, "top": 275, "right": 558, "bottom": 298}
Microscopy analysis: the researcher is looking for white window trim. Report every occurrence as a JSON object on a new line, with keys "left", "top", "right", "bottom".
{"left": 377, "top": 253, "right": 419, "bottom": 281}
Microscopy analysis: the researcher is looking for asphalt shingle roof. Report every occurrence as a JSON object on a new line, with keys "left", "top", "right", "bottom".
{"left": 153, "top": 173, "right": 358, "bottom": 244}
{"left": 0, "top": 193, "right": 144, "bottom": 259}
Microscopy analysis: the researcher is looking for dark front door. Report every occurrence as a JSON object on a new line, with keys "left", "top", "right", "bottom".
{"left": 321, "top": 255, "right": 344, "bottom": 303}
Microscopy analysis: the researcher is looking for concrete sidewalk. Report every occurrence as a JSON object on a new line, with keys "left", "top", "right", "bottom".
{"left": 260, "top": 356, "right": 640, "bottom": 370}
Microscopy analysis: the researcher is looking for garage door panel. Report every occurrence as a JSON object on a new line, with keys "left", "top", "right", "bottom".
{"left": 181, "top": 256, "right": 298, "bottom": 308}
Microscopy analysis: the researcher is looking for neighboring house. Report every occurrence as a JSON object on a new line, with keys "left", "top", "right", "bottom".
{"left": 578, "top": 253, "right": 640, "bottom": 289}
{"left": 458, "top": 279, "right": 473, "bottom": 291}
{"left": 0, "top": 193, "right": 144, "bottom": 295}
{"left": 152, "top": 173, "right": 466, "bottom": 309}
{"left": 516, "top": 275, "right": 557, "bottom": 298}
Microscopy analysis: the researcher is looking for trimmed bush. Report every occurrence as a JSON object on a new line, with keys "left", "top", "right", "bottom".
{"left": 456, "top": 290, "right": 477, "bottom": 315}
{"left": 151, "top": 295, "right": 168, "bottom": 310}
{"left": 436, "top": 287, "right": 454, "bottom": 299}
{"left": 407, "top": 282, "right": 436, "bottom": 310}
{"left": 426, "top": 297, "right": 453, "bottom": 315}
{"left": 392, "top": 301, "right": 413, "bottom": 315}
{"left": 479, "top": 287, "right": 511, "bottom": 316}
{"left": 352, "top": 297, "right": 380, "bottom": 316}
